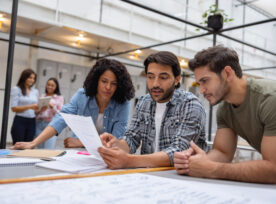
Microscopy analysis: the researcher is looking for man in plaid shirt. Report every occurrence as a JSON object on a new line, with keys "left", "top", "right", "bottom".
{"left": 98, "top": 51, "right": 206, "bottom": 169}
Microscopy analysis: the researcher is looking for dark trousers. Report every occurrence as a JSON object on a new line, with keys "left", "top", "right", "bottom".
{"left": 11, "top": 115, "right": 36, "bottom": 145}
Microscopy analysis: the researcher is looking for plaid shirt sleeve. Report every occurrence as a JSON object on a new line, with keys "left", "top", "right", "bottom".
{"left": 161, "top": 97, "right": 206, "bottom": 165}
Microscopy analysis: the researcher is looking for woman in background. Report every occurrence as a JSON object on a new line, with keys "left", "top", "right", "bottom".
{"left": 10, "top": 69, "right": 39, "bottom": 144}
{"left": 13, "top": 58, "right": 135, "bottom": 149}
{"left": 35, "top": 77, "right": 64, "bottom": 149}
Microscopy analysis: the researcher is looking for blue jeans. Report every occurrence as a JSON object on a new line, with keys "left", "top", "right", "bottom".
{"left": 35, "top": 120, "right": 57, "bottom": 149}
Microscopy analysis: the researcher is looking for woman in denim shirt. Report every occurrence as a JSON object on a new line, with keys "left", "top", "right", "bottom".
{"left": 13, "top": 58, "right": 135, "bottom": 149}
{"left": 10, "top": 69, "right": 39, "bottom": 144}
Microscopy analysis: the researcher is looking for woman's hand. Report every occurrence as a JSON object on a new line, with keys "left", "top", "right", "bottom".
{"left": 64, "top": 137, "right": 84, "bottom": 148}
{"left": 11, "top": 141, "right": 36, "bottom": 150}
{"left": 39, "top": 105, "right": 48, "bottom": 112}
{"left": 30, "top": 104, "right": 39, "bottom": 111}
{"left": 49, "top": 103, "right": 54, "bottom": 109}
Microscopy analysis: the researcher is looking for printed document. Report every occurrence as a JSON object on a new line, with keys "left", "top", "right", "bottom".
{"left": 60, "top": 112, "right": 103, "bottom": 160}
{"left": 36, "top": 113, "right": 106, "bottom": 173}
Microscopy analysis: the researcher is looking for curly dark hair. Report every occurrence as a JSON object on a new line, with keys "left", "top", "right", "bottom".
{"left": 83, "top": 58, "right": 135, "bottom": 104}
{"left": 17, "top": 69, "right": 37, "bottom": 95}
{"left": 144, "top": 51, "right": 181, "bottom": 88}
{"left": 45, "top": 77, "right": 61, "bottom": 95}
{"left": 189, "top": 45, "right": 243, "bottom": 78}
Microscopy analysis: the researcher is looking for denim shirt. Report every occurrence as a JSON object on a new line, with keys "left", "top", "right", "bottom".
{"left": 124, "top": 89, "right": 206, "bottom": 165}
{"left": 10, "top": 86, "right": 39, "bottom": 118}
{"left": 49, "top": 88, "right": 130, "bottom": 139}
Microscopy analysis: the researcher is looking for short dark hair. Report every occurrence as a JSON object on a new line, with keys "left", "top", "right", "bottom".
{"left": 144, "top": 51, "right": 181, "bottom": 88}
{"left": 45, "top": 77, "right": 61, "bottom": 95}
{"left": 83, "top": 58, "right": 135, "bottom": 104}
{"left": 17, "top": 69, "right": 37, "bottom": 95}
{"left": 189, "top": 45, "right": 243, "bottom": 78}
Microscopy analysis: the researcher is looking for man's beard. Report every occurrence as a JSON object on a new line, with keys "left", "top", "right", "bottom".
{"left": 207, "top": 78, "right": 229, "bottom": 106}
{"left": 149, "top": 83, "right": 175, "bottom": 103}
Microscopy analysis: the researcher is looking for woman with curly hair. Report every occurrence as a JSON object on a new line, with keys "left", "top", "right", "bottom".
{"left": 13, "top": 58, "right": 135, "bottom": 149}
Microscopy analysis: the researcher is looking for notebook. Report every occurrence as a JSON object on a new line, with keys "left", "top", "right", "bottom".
{"left": 8, "top": 149, "right": 66, "bottom": 161}
{"left": 0, "top": 158, "right": 43, "bottom": 167}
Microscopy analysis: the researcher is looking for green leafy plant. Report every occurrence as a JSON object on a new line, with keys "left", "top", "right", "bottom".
{"left": 196, "top": 4, "right": 234, "bottom": 31}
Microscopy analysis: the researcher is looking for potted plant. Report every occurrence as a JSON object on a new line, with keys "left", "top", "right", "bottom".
{"left": 197, "top": 4, "right": 233, "bottom": 31}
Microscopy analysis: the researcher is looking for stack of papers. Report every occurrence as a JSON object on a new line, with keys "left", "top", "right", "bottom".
{"left": 36, "top": 154, "right": 105, "bottom": 173}
{"left": 36, "top": 113, "right": 106, "bottom": 173}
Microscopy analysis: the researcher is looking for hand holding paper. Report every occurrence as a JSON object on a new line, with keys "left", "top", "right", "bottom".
{"left": 60, "top": 113, "right": 103, "bottom": 161}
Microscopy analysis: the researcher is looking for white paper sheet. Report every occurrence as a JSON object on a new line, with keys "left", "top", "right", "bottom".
{"left": 0, "top": 173, "right": 275, "bottom": 204}
{"left": 35, "top": 149, "right": 106, "bottom": 174}
{"left": 60, "top": 113, "right": 103, "bottom": 160}
{"left": 38, "top": 96, "right": 51, "bottom": 108}
{"left": 36, "top": 154, "right": 106, "bottom": 173}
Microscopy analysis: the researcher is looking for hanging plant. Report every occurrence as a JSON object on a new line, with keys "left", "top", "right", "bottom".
{"left": 196, "top": 4, "right": 234, "bottom": 31}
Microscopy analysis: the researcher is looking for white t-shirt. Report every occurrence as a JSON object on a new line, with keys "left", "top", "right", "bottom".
{"left": 96, "top": 113, "right": 104, "bottom": 134}
{"left": 154, "top": 102, "right": 167, "bottom": 152}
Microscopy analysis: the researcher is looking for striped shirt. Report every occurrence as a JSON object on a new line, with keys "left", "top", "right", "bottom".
{"left": 124, "top": 89, "right": 206, "bottom": 165}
